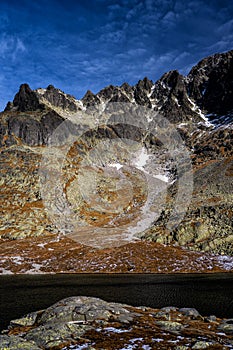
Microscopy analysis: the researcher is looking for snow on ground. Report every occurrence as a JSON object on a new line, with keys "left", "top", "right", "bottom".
{"left": 0, "top": 267, "right": 14, "bottom": 274}
{"left": 132, "top": 148, "right": 171, "bottom": 183}
{"left": 217, "top": 255, "right": 233, "bottom": 271}
{"left": 187, "top": 96, "right": 213, "bottom": 127}
{"left": 64, "top": 344, "right": 91, "bottom": 349}
{"left": 109, "top": 163, "right": 123, "bottom": 170}
{"left": 97, "top": 327, "right": 131, "bottom": 334}
{"left": 133, "top": 148, "right": 151, "bottom": 171}
{"left": 153, "top": 174, "right": 170, "bottom": 182}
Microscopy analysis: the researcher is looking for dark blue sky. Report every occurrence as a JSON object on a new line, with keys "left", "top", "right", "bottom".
{"left": 0, "top": 0, "right": 233, "bottom": 110}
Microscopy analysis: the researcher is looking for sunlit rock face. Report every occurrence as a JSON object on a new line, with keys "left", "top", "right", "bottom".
{"left": 0, "top": 49, "right": 232, "bottom": 267}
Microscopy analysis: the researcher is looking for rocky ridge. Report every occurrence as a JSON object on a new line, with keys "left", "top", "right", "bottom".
{"left": 1, "top": 296, "right": 233, "bottom": 349}
{"left": 0, "top": 49, "right": 232, "bottom": 270}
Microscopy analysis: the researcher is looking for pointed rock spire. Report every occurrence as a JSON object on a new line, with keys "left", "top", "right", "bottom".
{"left": 7, "top": 83, "right": 44, "bottom": 112}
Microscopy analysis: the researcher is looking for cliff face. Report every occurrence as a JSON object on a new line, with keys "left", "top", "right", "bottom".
{"left": 188, "top": 50, "right": 233, "bottom": 118}
{"left": 0, "top": 49, "right": 232, "bottom": 272}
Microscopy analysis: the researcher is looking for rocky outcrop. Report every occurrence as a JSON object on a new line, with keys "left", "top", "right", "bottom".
{"left": 188, "top": 50, "right": 233, "bottom": 118}
{"left": 5, "top": 84, "right": 45, "bottom": 112}
{"left": 37, "top": 85, "right": 78, "bottom": 112}
{"left": 82, "top": 89, "right": 101, "bottom": 107}
{"left": 0, "top": 110, "right": 64, "bottom": 146}
{"left": 1, "top": 296, "right": 233, "bottom": 349}
{"left": 151, "top": 70, "right": 200, "bottom": 123}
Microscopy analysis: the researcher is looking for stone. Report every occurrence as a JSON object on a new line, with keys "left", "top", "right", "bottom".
{"left": 179, "top": 308, "right": 201, "bottom": 318}
{"left": 218, "top": 319, "right": 233, "bottom": 334}
{"left": 6, "top": 83, "right": 44, "bottom": 112}
{"left": 25, "top": 323, "right": 91, "bottom": 348}
{"left": 206, "top": 315, "right": 217, "bottom": 322}
{"left": 10, "top": 312, "right": 39, "bottom": 327}
{"left": 41, "top": 85, "right": 77, "bottom": 111}
{"left": 192, "top": 340, "right": 212, "bottom": 349}
{"left": 0, "top": 335, "right": 41, "bottom": 350}
{"left": 156, "top": 320, "right": 185, "bottom": 332}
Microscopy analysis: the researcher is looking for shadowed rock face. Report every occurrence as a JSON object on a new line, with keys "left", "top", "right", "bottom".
{"left": 1, "top": 110, "right": 64, "bottom": 146}
{"left": 82, "top": 89, "right": 101, "bottom": 107}
{"left": 41, "top": 85, "right": 78, "bottom": 112}
{"left": 5, "top": 84, "right": 45, "bottom": 112}
{"left": 188, "top": 50, "right": 233, "bottom": 116}
{"left": 151, "top": 70, "right": 199, "bottom": 123}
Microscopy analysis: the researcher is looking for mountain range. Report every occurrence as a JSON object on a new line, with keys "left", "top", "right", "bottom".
{"left": 0, "top": 49, "right": 232, "bottom": 273}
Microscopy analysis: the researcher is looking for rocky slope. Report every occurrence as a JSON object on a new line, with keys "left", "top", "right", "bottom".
{"left": 1, "top": 296, "right": 233, "bottom": 349}
{"left": 0, "top": 49, "right": 232, "bottom": 272}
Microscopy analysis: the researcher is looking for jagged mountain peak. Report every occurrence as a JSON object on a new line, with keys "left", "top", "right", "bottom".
{"left": 81, "top": 89, "right": 101, "bottom": 107}
{"left": 136, "top": 77, "right": 153, "bottom": 92}
{"left": 5, "top": 83, "right": 45, "bottom": 112}
{"left": 35, "top": 84, "right": 78, "bottom": 112}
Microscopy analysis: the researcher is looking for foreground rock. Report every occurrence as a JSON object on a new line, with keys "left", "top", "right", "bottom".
{"left": 1, "top": 296, "right": 233, "bottom": 349}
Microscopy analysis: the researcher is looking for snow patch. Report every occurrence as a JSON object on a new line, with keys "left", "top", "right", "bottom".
{"left": 148, "top": 84, "right": 155, "bottom": 98}
{"left": 9, "top": 256, "right": 24, "bottom": 265}
{"left": 36, "top": 88, "right": 46, "bottom": 95}
{"left": 109, "top": 163, "right": 123, "bottom": 171}
{"left": 24, "top": 263, "right": 46, "bottom": 274}
{"left": 101, "top": 327, "right": 130, "bottom": 334}
{"left": 217, "top": 255, "right": 233, "bottom": 271}
{"left": 187, "top": 96, "right": 213, "bottom": 127}
{"left": 0, "top": 267, "right": 14, "bottom": 274}
{"left": 133, "top": 148, "right": 151, "bottom": 171}
{"left": 154, "top": 174, "right": 170, "bottom": 183}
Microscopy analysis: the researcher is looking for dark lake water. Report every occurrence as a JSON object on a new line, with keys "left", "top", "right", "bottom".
{"left": 1, "top": 273, "right": 233, "bottom": 331}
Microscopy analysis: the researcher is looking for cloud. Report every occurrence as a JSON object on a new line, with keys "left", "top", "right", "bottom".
{"left": 217, "top": 18, "right": 233, "bottom": 35}
{"left": 0, "top": 34, "right": 26, "bottom": 60}
{"left": 143, "top": 51, "right": 177, "bottom": 77}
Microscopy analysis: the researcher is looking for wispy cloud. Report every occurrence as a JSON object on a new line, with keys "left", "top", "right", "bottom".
{"left": 0, "top": 34, "right": 26, "bottom": 60}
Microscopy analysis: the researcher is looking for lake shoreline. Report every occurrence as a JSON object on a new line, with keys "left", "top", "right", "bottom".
{"left": 1, "top": 273, "right": 233, "bottom": 331}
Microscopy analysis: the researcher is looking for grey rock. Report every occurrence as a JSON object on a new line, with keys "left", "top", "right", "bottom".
{"left": 188, "top": 50, "right": 233, "bottom": 118}
{"left": 156, "top": 320, "right": 185, "bottom": 332}
{"left": 218, "top": 319, "right": 233, "bottom": 334}
{"left": 37, "top": 296, "right": 133, "bottom": 326}
{"left": 5, "top": 83, "right": 44, "bottom": 112}
{"left": 192, "top": 340, "right": 212, "bottom": 349}
{"left": 0, "top": 335, "right": 41, "bottom": 350}
{"left": 41, "top": 85, "right": 77, "bottom": 112}
{"left": 10, "top": 311, "right": 39, "bottom": 327}
{"left": 25, "top": 323, "right": 91, "bottom": 349}
{"left": 179, "top": 308, "right": 201, "bottom": 318}
{"left": 82, "top": 89, "right": 101, "bottom": 107}
{"left": 161, "top": 306, "right": 178, "bottom": 313}
{"left": 206, "top": 315, "right": 217, "bottom": 322}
